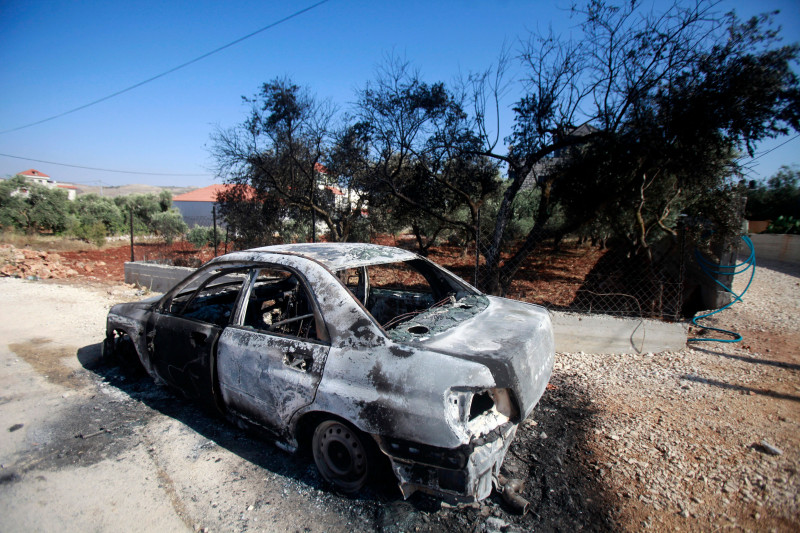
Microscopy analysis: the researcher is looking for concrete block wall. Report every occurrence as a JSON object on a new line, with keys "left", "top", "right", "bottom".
{"left": 550, "top": 311, "right": 688, "bottom": 354}
{"left": 124, "top": 262, "right": 195, "bottom": 293}
{"left": 748, "top": 234, "right": 800, "bottom": 264}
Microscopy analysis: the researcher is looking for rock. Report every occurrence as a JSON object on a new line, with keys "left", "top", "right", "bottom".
{"left": 485, "top": 517, "right": 508, "bottom": 533}
{"left": 760, "top": 440, "right": 783, "bottom": 456}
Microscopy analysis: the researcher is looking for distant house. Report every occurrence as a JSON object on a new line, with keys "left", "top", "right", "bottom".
{"left": 173, "top": 184, "right": 256, "bottom": 228}
{"left": 13, "top": 169, "right": 78, "bottom": 200}
{"left": 19, "top": 168, "right": 50, "bottom": 185}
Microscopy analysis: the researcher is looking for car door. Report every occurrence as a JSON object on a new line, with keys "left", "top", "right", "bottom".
{"left": 146, "top": 265, "right": 249, "bottom": 411}
{"left": 216, "top": 266, "right": 331, "bottom": 434}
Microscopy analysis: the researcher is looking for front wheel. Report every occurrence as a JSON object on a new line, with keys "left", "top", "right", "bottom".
{"left": 312, "top": 419, "right": 370, "bottom": 493}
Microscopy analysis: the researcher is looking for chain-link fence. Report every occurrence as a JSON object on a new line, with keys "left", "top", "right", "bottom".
{"left": 181, "top": 215, "right": 218, "bottom": 228}
{"left": 472, "top": 225, "right": 688, "bottom": 321}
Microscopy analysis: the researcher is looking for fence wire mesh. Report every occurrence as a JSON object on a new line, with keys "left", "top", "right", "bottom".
{"left": 472, "top": 225, "right": 687, "bottom": 321}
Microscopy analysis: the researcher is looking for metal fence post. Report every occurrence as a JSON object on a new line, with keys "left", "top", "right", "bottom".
{"left": 129, "top": 207, "right": 134, "bottom": 262}
{"left": 212, "top": 204, "right": 218, "bottom": 257}
{"left": 474, "top": 206, "right": 480, "bottom": 287}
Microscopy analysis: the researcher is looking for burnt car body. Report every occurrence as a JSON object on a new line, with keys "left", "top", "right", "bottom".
{"left": 104, "top": 243, "right": 554, "bottom": 501}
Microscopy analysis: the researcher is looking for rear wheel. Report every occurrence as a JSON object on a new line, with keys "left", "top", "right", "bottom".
{"left": 312, "top": 419, "right": 370, "bottom": 493}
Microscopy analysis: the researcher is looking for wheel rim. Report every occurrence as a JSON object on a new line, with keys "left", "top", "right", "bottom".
{"left": 312, "top": 420, "right": 369, "bottom": 493}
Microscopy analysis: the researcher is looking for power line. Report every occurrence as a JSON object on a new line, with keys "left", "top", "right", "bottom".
{"left": 0, "top": 152, "right": 210, "bottom": 176}
{"left": 0, "top": 0, "right": 331, "bottom": 135}
{"left": 748, "top": 133, "right": 800, "bottom": 162}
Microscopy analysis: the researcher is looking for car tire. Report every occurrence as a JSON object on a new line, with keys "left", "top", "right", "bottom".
{"left": 312, "top": 419, "right": 371, "bottom": 493}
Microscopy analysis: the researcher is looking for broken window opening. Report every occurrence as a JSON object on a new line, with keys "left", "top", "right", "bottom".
{"left": 241, "top": 267, "right": 325, "bottom": 342}
{"left": 337, "top": 259, "right": 473, "bottom": 332}
{"left": 166, "top": 267, "right": 250, "bottom": 326}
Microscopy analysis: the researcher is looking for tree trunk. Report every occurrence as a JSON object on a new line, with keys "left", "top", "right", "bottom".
{"left": 412, "top": 223, "right": 428, "bottom": 256}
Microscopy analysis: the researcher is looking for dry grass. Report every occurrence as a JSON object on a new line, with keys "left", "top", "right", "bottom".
{"left": 0, "top": 230, "right": 97, "bottom": 252}
{"left": 0, "top": 231, "right": 168, "bottom": 253}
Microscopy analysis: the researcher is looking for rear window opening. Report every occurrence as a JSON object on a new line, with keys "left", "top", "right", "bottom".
{"left": 336, "top": 259, "right": 488, "bottom": 341}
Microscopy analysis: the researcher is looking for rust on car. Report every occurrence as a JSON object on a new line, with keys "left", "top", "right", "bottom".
{"left": 104, "top": 243, "right": 554, "bottom": 504}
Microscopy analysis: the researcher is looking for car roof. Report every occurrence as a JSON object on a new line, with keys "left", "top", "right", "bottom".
{"left": 232, "top": 242, "right": 419, "bottom": 271}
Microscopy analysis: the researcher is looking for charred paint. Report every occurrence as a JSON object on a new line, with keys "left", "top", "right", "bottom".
{"left": 389, "top": 345, "right": 415, "bottom": 358}
{"left": 355, "top": 398, "right": 401, "bottom": 435}
{"left": 350, "top": 317, "right": 376, "bottom": 341}
{"left": 367, "top": 361, "right": 404, "bottom": 395}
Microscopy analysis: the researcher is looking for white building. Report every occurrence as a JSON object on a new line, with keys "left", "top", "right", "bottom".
{"left": 15, "top": 169, "right": 78, "bottom": 200}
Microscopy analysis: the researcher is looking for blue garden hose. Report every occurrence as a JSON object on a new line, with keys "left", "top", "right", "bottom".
{"left": 689, "top": 235, "right": 756, "bottom": 343}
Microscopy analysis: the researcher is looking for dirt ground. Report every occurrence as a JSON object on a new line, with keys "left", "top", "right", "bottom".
{"left": 0, "top": 246, "right": 798, "bottom": 531}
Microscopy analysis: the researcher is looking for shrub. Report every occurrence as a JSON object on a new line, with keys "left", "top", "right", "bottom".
{"left": 74, "top": 221, "right": 107, "bottom": 247}
{"left": 766, "top": 215, "right": 800, "bottom": 235}
{"left": 187, "top": 226, "right": 214, "bottom": 249}
{"left": 150, "top": 210, "right": 188, "bottom": 244}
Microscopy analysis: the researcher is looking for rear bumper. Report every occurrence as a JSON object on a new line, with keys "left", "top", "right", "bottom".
{"left": 376, "top": 423, "right": 517, "bottom": 503}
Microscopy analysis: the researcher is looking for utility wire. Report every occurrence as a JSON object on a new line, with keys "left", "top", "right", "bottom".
{"left": 0, "top": 152, "right": 210, "bottom": 176}
{"left": 0, "top": 0, "right": 331, "bottom": 135}
{"left": 736, "top": 132, "right": 800, "bottom": 164}
{"left": 748, "top": 133, "right": 800, "bottom": 162}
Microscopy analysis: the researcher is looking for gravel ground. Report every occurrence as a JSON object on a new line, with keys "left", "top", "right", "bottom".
{"left": 551, "top": 259, "right": 800, "bottom": 531}
{"left": 0, "top": 259, "right": 798, "bottom": 532}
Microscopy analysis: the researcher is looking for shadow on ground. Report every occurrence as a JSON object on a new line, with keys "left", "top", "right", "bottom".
{"left": 77, "top": 342, "right": 615, "bottom": 532}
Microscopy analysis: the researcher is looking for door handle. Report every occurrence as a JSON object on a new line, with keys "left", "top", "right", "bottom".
{"left": 283, "top": 353, "right": 313, "bottom": 372}
{"left": 190, "top": 331, "right": 207, "bottom": 344}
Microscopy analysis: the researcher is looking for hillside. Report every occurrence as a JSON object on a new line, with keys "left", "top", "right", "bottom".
{"left": 75, "top": 183, "right": 198, "bottom": 198}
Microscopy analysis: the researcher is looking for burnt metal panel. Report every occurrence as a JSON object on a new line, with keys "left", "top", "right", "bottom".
{"left": 217, "top": 327, "right": 330, "bottom": 432}
{"left": 146, "top": 312, "right": 222, "bottom": 409}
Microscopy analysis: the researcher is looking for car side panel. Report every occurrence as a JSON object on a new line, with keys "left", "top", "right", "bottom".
{"left": 217, "top": 326, "right": 330, "bottom": 433}
{"left": 309, "top": 341, "right": 496, "bottom": 449}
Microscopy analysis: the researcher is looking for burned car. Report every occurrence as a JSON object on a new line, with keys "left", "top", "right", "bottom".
{"left": 104, "top": 243, "right": 554, "bottom": 502}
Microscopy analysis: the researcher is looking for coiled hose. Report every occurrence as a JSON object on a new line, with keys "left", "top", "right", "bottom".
{"left": 689, "top": 235, "right": 756, "bottom": 343}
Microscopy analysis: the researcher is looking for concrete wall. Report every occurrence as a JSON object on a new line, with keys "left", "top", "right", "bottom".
{"left": 748, "top": 233, "right": 800, "bottom": 264}
{"left": 551, "top": 311, "right": 688, "bottom": 354}
{"left": 124, "top": 262, "right": 195, "bottom": 293}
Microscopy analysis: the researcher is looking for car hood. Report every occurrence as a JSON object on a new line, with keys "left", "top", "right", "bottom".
{"left": 418, "top": 296, "right": 554, "bottom": 420}
{"left": 109, "top": 297, "right": 159, "bottom": 316}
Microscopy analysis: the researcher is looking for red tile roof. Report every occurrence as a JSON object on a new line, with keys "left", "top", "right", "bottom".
{"left": 56, "top": 184, "right": 78, "bottom": 190}
{"left": 18, "top": 169, "right": 50, "bottom": 179}
{"left": 173, "top": 184, "right": 255, "bottom": 202}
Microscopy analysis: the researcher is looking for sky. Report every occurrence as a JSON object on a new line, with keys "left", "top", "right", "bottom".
{"left": 1, "top": 0, "right": 798, "bottom": 189}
